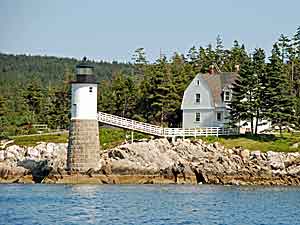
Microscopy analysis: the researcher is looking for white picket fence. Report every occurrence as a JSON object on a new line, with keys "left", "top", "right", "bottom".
{"left": 97, "top": 111, "right": 238, "bottom": 138}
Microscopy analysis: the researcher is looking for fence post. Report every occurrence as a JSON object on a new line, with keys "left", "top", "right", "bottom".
{"left": 216, "top": 128, "right": 219, "bottom": 137}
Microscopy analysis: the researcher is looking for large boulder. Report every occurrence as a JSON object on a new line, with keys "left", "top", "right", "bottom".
{"left": 26, "top": 147, "right": 40, "bottom": 160}
{"left": 0, "top": 162, "right": 28, "bottom": 178}
{"left": 5, "top": 145, "right": 26, "bottom": 162}
{"left": 104, "top": 139, "right": 182, "bottom": 174}
{"left": 267, "top": 151, "right": 285, "bottom": 170}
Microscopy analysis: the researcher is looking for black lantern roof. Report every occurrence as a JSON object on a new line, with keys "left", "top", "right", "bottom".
{"left": 71, "top": 57, "right": 98, "bottom": 84}
{"left": 76, "top": 56, "right": 93, "bottom": 69}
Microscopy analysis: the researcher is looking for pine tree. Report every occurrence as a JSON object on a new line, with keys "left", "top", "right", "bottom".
{"left": 98, "top": 80, "right": 114, "bottom": 113}
{"left": 198, "top": 46, "right": 209, "bottom": 73}
{"left": 227, "top": 40, "right": 249, "bottom": 72}
{"left": 278, "top": 34, "right": 291, "bottom": 62}
{"left": 265, "top": 43, "right": 295, "bottom": 134}
{"left": 215, "top": 34, "right": 224, "bottom": 69}
{"left": 229, "top": 57, "right": 255, "bottom": 132}
{"left": 149, "top": 56, "right": 170, "bottom": 125}
{"left": 229, "top": 48, "right": 265, "bottom": 134}
{"left": 165, "top": 53, "right": 188, "bottom": 127}
{"left": 206, "top": 44, "right": 216, "bottom": 73}
{"left": 22, "top": 78, "right": 44, "bottom": 124}
{"left": 293, "top": 26, "right": 300, "bottom": 59}
{"left": 132, "top": 48, "right": 148, "bottom": 78}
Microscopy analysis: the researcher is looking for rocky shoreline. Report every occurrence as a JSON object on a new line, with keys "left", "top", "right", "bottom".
{"left": 1, "top": 139, "right": 300, "bottom": 185}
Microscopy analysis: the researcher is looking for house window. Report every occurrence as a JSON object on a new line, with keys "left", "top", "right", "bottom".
{"left": 195, "top": 112, "right": 201, "bottom": 122}
{"left": 89, "top": 87, "right": 93, "bottom": 93}
{"left": 196, "top": 80, "right": 200, "bottom": 86}
{"left": 195, "top": 93, "right": 201, "bottom": 103}
{"left": 224, "top": 91, "right": 231, "bottom": 101}
{"left": 216, "top": 112, "right": 222, "bottom": 121}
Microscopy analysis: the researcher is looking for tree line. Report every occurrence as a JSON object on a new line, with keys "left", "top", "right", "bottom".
{"left": 0, "top": 54, "right": 132, "bottom": 137}
{"left": 0, "top": 26, "right": 300, "bottom": 137}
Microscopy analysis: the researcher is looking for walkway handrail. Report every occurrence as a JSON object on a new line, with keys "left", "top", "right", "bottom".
{"left": 97, "top": 112, "right": 163, "bottom": 136}
{"left": 97, "top": 111, "right": 238, "bottom": 137}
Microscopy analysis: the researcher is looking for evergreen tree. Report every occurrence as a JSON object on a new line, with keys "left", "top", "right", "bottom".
{"left": 98, "top": 80, "right": 114, "bottom": 113}
{"left": 132, "top": 48, "right": 148, "bottom": 78}
{"left": 278, "top": 34, "right": 291, "bottom": 62}
{"left": 148, "top": 56, "right": 170, "bottom": 125}
{"left": 293, "top": 26, "right": 300, "bottom": 59}
{"left": 265, "top": 43, "right": 295, "bottom": 134}
{"left": 229, "top": 57, "right": 254, "bottom": 132}
{"left": 227, "top": 40, "right": 249, "bottom": 72}
{"left": 22, "top": 78, "right": 44, "bottom": 124}
{"left": 252, "top": 48, "right": 267, "bottom": 134}
{"left": 165, "top": 53, "right": 188, "bottom": 127}
{"left": 206, "top": 44, "right": 216, "bottom": 73}
{"left": 215, "top": 35, "right": 224, "bottom": 69}
{"left": 198, "top": 46, "right": 209, "bottom": 73}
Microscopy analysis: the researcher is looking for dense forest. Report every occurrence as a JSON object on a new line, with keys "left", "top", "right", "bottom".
{"left": 1, "top": 26, "right": 300, "bottom": 137}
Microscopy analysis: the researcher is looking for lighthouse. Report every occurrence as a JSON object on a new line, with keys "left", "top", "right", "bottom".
{"left": 67, "top": 57, "right": 100, "bottom": 172}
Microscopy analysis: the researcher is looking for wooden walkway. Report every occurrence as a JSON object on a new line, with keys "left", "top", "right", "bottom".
{"left": 97, "top": 112, "right": 238, "bottom": 138}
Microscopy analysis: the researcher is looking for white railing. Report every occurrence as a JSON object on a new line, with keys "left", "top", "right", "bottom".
{"left": 163, "top": 127, "right": 237, "bottom": 137}
{"left": 97, "top": 112, "right": 163, "bottom": 136}
{"left": 97, "top": 111, "right": 238, "bottom": 137}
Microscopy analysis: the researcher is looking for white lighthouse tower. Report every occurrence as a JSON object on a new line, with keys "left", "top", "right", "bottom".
{"left": 67, "top": 57, "right": 100, "bottom": 172}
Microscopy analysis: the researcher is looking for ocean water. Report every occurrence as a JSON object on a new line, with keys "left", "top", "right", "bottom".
{"left": 0, "top": 184, "right": 300, "bottom": 225}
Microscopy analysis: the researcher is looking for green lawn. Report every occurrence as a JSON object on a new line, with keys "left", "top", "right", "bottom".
{"left": 9, "top": 129, "right": 300, "bottom": 152}
{"left": 199, "top": 133, "right": 300, "bottom": 152}
{"left": 13, "top": 133, "right": 68, "bottom": 146}
{"left": 11, "top": 128, "right": 149, "bottom": 149}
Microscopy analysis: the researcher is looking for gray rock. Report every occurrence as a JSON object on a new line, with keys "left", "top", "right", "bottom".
{"left": 240, "top": 149, "right": 250, "bottom": 163}
{"left": 287, "top": 165, "right": 300, "bottom": 176}
{"left": 26, "top": 148, "right": 40, "bottom": 159}
{"left": 0, "top": 151, "right": 4, "bottom": 161}
{"left": 250, "top": 151, "right": 261, "bottom": 160}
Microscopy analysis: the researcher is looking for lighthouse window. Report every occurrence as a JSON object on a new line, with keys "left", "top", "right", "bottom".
{"left": 89, "top": 87, "right": 93, "bottom": 93}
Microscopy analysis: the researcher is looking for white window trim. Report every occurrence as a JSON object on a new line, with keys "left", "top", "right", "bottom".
{"left": 195, "top": 112, "right": 201, "bottom": 122}
{"left": 224, "top": 90, "right": 231, "bottom": 102}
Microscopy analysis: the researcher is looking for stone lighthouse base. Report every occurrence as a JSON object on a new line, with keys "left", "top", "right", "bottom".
{"left": 67, "top": 119, "right": 101, "bottom": 172}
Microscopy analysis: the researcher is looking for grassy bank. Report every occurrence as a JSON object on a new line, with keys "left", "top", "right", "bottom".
{"left": 199, "top": 133, "right": 300, "bottom": 152}
{"left": 10, "top": 128, "right": 149, "bottom": 149}
{"left": 7, "top": 129, "right": 300, "bottom": 152}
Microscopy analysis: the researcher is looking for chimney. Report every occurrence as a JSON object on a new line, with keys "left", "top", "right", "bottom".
{"left": 208, "top": 65, "right": 215, "bottom": 74}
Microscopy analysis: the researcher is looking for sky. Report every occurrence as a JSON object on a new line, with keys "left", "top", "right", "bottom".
{"left": 0, "top": 0, "right": 299, "bottom": 63}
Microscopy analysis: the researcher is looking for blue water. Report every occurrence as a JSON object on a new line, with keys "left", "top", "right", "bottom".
{"left": 0, "top": 184, "right": 300, "bottom": 225}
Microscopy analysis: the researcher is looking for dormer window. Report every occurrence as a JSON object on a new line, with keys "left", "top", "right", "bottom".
{"left": 224, "top": 90, "right": 231, "bottom": 101}
{"left": 195, "top": 93, "right": 201, "bottom": 103}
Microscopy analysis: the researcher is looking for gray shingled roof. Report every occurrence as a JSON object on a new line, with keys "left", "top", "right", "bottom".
{"left": 200, "top": 72, "right": 238, "bottom": 106}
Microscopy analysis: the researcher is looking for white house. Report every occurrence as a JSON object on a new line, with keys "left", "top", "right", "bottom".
{"left": 181, "top": 72, "right": 271, "bottom": 133}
